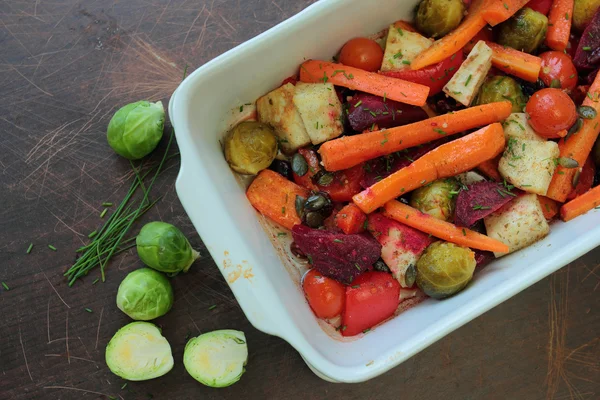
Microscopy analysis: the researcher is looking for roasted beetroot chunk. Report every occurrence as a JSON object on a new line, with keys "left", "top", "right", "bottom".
{"left": 454, "top": 181, "right": 517, "bottom": 227}
{"left": 347, "top": 92, "right": 428, "bottom": 132}
{"left": 574, "top": 8, "right": 600, "bottom": 70}
{"left": 291, "top": 225, "right": 382, "bottom": 284}
{"left": 474, "top": 250, "right": 494, "bottom": 269}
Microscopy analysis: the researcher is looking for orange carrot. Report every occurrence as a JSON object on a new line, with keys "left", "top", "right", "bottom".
{"left": 545, "top": 0, "right": 574, "bottom": 51}
{"left": 546, "top": 75, "right": 600, "bottom": 202}
{"left": 465, "top": 41, "right": 542, "bottom": 82}
{"left": 477, "top": 156, "right": 502, "bottom": 181}
{"left": 299, "top": 60, "right": 429, "bottom": 106}
{"left": 319, "top": 101, "right": 512, "bottom": 171}
{"left": 481, "top": 0, "right": 530, "bottom": 26}
{"left": 411, "top": 0, "right": 487, "bottom": 70}
{"left": 538, "top": 195, "right": 560, "bottom": 220}
{"left": 335, "top": 203, "right": 367, "bottom": 234}
{"left": 393, "top": 20, "right": 417, "bottom": 32}
{"left": 353, "top": 123, "right": 506, "bottom": 213}
{"left": 560, "top": 185, "right": 600, "bottom": 221}
{"left": 246, "top": 169, "right": 309, "bottom": 230}
{"left": 383, "top": 200, "right": 510, "bottom": 253}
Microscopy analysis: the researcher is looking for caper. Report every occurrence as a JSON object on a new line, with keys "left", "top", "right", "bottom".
{"left": 291, "top": 153, "right": 308, "bottom": 176}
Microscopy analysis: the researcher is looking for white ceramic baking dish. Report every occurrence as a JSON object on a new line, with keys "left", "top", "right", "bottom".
{"left": 169, "top": 0, "right": 600, "bottom": 383}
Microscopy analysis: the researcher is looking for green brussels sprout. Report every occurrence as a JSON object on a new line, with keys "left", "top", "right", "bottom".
{"left": 116, "top": 268, "right": 174, "bottom": 320}
{"left": 107, "top": 101, "right": 165, "bottom": 160}
{"left": 410, "top": 178, "right": 460, "bottom": 222}
{"left": 496, "top": 7, "right": 548, "bottom": 53}
{"left": 224, "top": 121, "right": 278, "bottom": 175}
{"left": 415, "top": 0, "right": 466, "bottom": 38}
{"left": 183, "top": 330, "right": 248, "bottom": 388}
{"left": 573, "top": 0, "right": 600, "bottom": 31}
{"left": 105, "top": 321, "right": 174, "bottom": 381}
{"left": 136, "top": 222, "right": 200, "bottom": 275}
{"left": 416, "top": 241, "right": 476, "bottom": 299}
{"left": 475, "top": 76, "right": 528, "bottom": 113}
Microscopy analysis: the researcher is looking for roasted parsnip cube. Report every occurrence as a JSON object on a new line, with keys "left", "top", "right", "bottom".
{"left": 502, "top": 113, "right": 545, "bottom": 141}
{"left": 292, "top": 82, "right": 344, "bottom": 145}
{"left": 381, "top": 25, "right": 432, "bottom": 72}
{"left": 443, "top": 41, "right": 492, "bottom": 106}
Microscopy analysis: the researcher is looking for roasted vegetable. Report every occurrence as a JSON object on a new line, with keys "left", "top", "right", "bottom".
{"left": 409, "top": 178, "right": 460, "bottom": 222}
{"left": 293, "top": 82, "right": 344, "bottom": 145}
{"left": 475, "top": 76, "right": 528, "bottom": 113}
{"left": 496, "top": 8, "right": 549, "bottom": 53}
{"left": 347, "top": 92, "right": 428, "bottom": 132}
{"left": 415, "top": 0, "right": 466, "bottom": 38}
{"left": 381, "top": 23, "right": 432, "bottom": 71}
{"left": 416, "top": 241, "right": 476, "bottom": 299}
{"left": 224, "top": 121, "right": 278, "bottom": 175}
{"left": 574, "top": 8, "right": 600, "bottom": 69}
{"left": 573, "top": 0, "right": 600, "bottom": 31}
{"left": 443, "top": 41, "right": 493, "bottom": 106}
{"left": 454, "top": 181, "right": 517, "bottom": 227}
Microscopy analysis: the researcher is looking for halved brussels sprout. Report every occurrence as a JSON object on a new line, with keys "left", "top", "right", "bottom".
{"left": 107, "top": 101, "right": 165, "bottom": 160}
{"left": 496, "top": 7, "right": 548, "bottom": 53}
{"left": 415, "top": 0, "right": 466, "bottom": 38}
{"left": 475, "top": 76, "right": 528, "bottom": 113}
{"left": 183, "top": 330, "right": 248, "bottom": 388}
{"left": 136, "top": 221, "right": 200, "bottom": 275}
{"left": 416, "top": 241, "right": 476, "bottom": 299}
{"left": 410, "top": 178, "right": 460, "bottom": 222}
{"left": 224, "top": 121, "right": 278, "bottom": 175}
{"left": 105, "top": 322, "right": 174, "bottom": 381}
{"left": 116, "top": 268, "right": 174, "bottom": 320}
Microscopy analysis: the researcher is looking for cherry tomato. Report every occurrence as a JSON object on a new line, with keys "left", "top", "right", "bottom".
{"left": 525, "top": 88, "right": 577, "bottom": 138}
{"left": 379, "top": 50, "right": 464, "bottom": 95}
{"left": 280, "top": 76, "right": 297, "bottom": 86}
{"left": 339, "top": 38, "right": 384, "bottom": 72}
{"left": 525, "top": 0, "right": 552, "bottom": 15}
{"left": 567, "top": 156, "right": 596, "bottom": 200}
{"left": 303, "top": 269, "right": 345, "bottom": 319}
{"left": 539, "top": 51, "right": 578, "bottom": 92}
{"left": 342, "top": 271, "right": 400, "bottom": 336}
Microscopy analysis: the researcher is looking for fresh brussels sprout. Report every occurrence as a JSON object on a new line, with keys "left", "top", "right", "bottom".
{"left": 107, "top": 101, "right": 165, "bottom": 160}
{"left": 496, "top": 8, "right": 548, "bottom": 53}
{"left": 475, "top": 76, "right": 528, "bottom": 113}
{"left": 224, "top": 121, "right": 278, "bottom": 175}
{"left": 183, "top": 330, "right": 248, "bottom": 388}
{"left": 416, "top": 241, "right": 476, "bottom": 299}
{"left": 136, "top": 222, "right": 200, "bottom": 275}
{"left": 410, "top": 178, "right": 460, "bottom": 222}
{"left": 415, "top": 0, "right": 466, "bottom": 38}
{"left": 105, "top": 321, "right": 174, "bottom": 381}
{"left": 116, "top": 268, "right": 174, "bottom": 320}
{"left": 573, "top": 0, "right": 600, "bottom": 31}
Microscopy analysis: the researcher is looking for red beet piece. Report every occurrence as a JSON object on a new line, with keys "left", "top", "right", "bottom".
{"left": 347, "top": 92, "right": 428, "bottom": 132}
{"left": 291, "top": 225, "right": 382, "bottom": 284}
{"left": 474, "top": 250, "right": 494, "bottom": 269}
{"left": 454, "top": 181, "right": 517, "bottom": 227}
{"left": 574, "top": 8, "right": 600, "bottom": 70}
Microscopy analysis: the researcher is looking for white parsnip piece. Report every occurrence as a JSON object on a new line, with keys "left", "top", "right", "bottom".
{"left": 443, "top": 41, "right": 492, "bottom": 106}
{"left": 502, "top": 113, "right": 545, "bottom": 142}
{"left": 293, "top": 82, "right": 344, "bottom": 145}
{"left": 381, "top": 25, "right": 432, "bottom": 72}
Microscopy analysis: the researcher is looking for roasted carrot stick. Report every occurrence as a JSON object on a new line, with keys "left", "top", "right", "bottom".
{"left": 538, "top": 195, "right": 560, "bottom": 220}
{"left": 546, "top": 75, "right": 600, "bottom": 202}
{"left": 246, "top": 169, "right": 309, "bottom": 230}
{"left": 393, "top": 20, "right": 417, "bottom": 32}
{"left": 477, "top": 156, "right": 502, "bottom": 181}
{"left": 353, "top": 123, "right": 506, "bottom": 213}
{"left": 383, "top": 200, "right": 510, "bottom": 253}
{"left": 319, "top": 101, "right": 512, "bottom": 171}
{"left": 560, "top": 185, "right": 600, "bottom": 221}
{"left": 411, "top": 0, "right": 487, "bottom": 70}
{"left": 545, "top": 0, "right": 574, "bottom": 51}
{"left": 481, "top": 0, "right": 531, "bottom": 26}
{"left": 299, "top": 60, "right": 429, "bottom": 106}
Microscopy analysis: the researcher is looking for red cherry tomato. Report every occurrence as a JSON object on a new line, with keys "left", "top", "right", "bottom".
{"left": 539, "top": 51, "right": 578, "bottom": 92}
{"left": 280, "top": 76, "right": 297, "bottom": 86}
{"left": 303, "top": 269, "right": 345, "bottom": 319}
{"left": 342, "top": 271, "right": 400, "bottom": 336}
{"left": 525, "top": 0, "right": 552, "bottom": 15}
{"left": 339, "top": 38, "right": 384, "bottom": 72}
{"left": 567, "top": 156, "right": 596, "bottom": 200}
{"left": 379, "top": 50, "right": 464, "bottom": 95}
{"left": 525, "top": 88, "right": 577, "bottom": 138}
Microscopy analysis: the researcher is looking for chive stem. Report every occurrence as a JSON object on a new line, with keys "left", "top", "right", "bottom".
{"left": 26, "top": 243, "right": 33, "bottom": 254}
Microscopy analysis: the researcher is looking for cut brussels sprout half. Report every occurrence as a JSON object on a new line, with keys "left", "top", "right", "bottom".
{"left": 105, "top": 322, "right": 173, "bottom": 381}
{"left": 183, "top": 330, "right": 248, "bottom": 388}
{"left": 116, "top": 268, "right": 174, "bottom": 321}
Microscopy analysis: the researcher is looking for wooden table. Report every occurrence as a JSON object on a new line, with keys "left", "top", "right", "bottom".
{"left": 1, "top": 1, "right": 598, "bottom": 398}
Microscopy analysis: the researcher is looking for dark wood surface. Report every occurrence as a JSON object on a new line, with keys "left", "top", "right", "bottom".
{"left": 1, "top": 1, "right": 598, "bottom": 399}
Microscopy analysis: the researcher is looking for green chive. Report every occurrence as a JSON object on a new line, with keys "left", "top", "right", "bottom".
{"left": 121, "top": 383, "right": 128, "bottom": 390}
{"left": 333, "top": 239, "right": 344, "bottom": 243}
{"left": 400, "top": 92, "right": 407, "bottom": 97}
{"left": 277, "top": 232, "right": 287, "bottom": 237}
{"left": 503, "top": 2, "right": 508, "bottom": 9}
{"left": 48, "top": 245, "right": 57, "bottom": 251}
{"left": 92, "top": 278, "right": 99, "bottom": 285}
{"left": 100, "top": 208, "right": 108, "bottom": 218}
{"left": 363, "top": 328, "right": 371, "bottom": 333}
{"left": 208, "top": 305, "right": 217, "bottom": 310}
{"left": 239, "top": 105, "right": 244, "bottom": 112}
{"left": 26, "top": 243, "right": 33, "bottom": 254}
{"left": 85, "top": 308, "right": 93, "bottom": 313}
{"left": 401, "top": 60, "right": 411, "bottom": 65}
{"left": 582, "top": 46, "right": 592, "bottom": 51}
{"left": 88, "top": 230, "right": 98, "bottom": 239}
{"left": 462, "top": 229, "right": 466, "bottom": 236}
{"left": 102, "top": 202, "right": 113, "bottom": 207}
{"left": 354, "top": 100, "right": 362, "bottom": 107}
{"left": 2, "top": 282, "right": 9, "bottom": 291}
{"left": 465, "top": 74, "right": 472, "bottom": 86}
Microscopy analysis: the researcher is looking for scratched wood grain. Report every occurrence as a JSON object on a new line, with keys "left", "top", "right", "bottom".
{"left": 0, "top": 1, "right": 598, "bottom": 399}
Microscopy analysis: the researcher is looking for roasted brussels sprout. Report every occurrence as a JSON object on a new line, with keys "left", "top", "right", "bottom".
{"left": 415, "top": 0, "right": 466, "bottom": 38}
{"left": 116, "top": 268, "right": 174, "bottom": 321}
{"left": 410, "top": 179, "right": 460, "bottom": 222}
{"left": 416, "top": 241, "right": 476, "bottom": 299}
{"left": 497, "top": 8, "right": 548, "bottom": 53}
{"left": 573, "top": 0, "right": 600, "bottom": 31}
{"left": 107, "top": 101, "right": 165, "bottom": 160}
{"left": 475, "top": 76, "right": 528, "bottom": 112}
{"left": 224, "top": 121, "right": 278, "bottom": 175}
